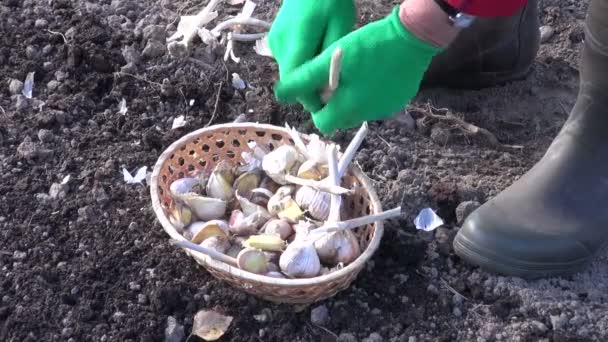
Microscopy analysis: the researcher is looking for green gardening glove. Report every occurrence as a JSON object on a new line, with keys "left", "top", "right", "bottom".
{"left": 268, "top": 0, "right": 356, "bottom": 112}
{"left": 274, "top": 7, "right": 443, "bottom": 134}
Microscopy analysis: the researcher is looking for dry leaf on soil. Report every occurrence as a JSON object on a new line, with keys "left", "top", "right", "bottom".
{"left": 192, "top": 310, "right": 233, "bottom": 341}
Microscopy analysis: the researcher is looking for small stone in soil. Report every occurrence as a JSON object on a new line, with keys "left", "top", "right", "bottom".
{"left": 121, "top": 45, "right": 141, "bottom": 65}
{"left": 550, "top": 313, "right": 568, "bottom": 330}
{"left": 34, "top": 19, "right": 48, "bottom": 28}
{"left": 47, "top": 80, "right": 60, "bottom": 91}
{"left": 128, "top": 281, "right": 141, "bottom": 291}
{"left": 13, "top": 251, "right": 26, "bottom": 259}
{"left": 142, "top": 40, "right": 166, "bottom": 59}
{"left": 530, "top": 320, "right": 548, "bottom": 333}
{"left": 337, "top": 333, "right": 358, "bottom": 342}
{"left": 26, "top": 45, "right": 39, "bottom": 60}
{"left": 9, "top": 79, "right": 23, "bottom": 95}
{"left": 164, "top": 316, "right": 185, "bottom": 342}
{"left": 455, "top": 201, "right": 481, "bottom": 225}
{"left": 540, "top": 25, "right": 555, "bottom": 43}
{"left": 310, "top": 305, "right": 329, "bottom": 326}
{"left": 14, "top": 95, "right": 30, "bottom": 112}
{"left": 17, "top": 137, "right": 38, "bottom": 159}
{"left": 363, "top": 332, "right": 383, "bottom": 342}
{"left": 143, "top": 25, "right": 166, "bottom": 43}
{"left": 38, "top": 129, "right": 53, "bottom": 143}
{"left": 452, "top": 307, "right": 462, "bottom": 317}
{"left": 137, "top": 294, "right": 147, "bottom": 304}
{"left": 49, "top": 182, "right": 68, "bottom": 200}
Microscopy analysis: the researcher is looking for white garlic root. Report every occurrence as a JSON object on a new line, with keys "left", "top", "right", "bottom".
{"left": 320, "top": 47, "right": 343, "bottom": 104}
{"left": 210, "top": 17, "right": 271, "bottom": 37}
{"left": 170, "top": 239, "right": 238, "bottom": 267}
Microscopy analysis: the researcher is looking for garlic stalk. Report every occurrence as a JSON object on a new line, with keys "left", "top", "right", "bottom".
{"left": 311, "top": 207, "right": 402, "bottom": 236}
{"left": 337, "top": 122, "right": 368, "bottom": 178}
{"left": 170, "top": 239, "right": 238, "bottom": 267}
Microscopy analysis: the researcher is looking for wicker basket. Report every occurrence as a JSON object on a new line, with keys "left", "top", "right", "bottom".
{"left": 150, "top": 123, "right": 384, "bottom": 304}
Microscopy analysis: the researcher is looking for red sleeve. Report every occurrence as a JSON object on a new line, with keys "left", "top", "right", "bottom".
{"left": 445, "top": 0, "right": 528, "bottom": 17}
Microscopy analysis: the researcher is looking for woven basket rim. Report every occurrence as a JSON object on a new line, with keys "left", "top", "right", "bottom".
{"left": 150, "top": 122, "right": 384, "bottom": 287}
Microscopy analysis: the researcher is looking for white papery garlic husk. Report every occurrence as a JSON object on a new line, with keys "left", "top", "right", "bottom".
{"left": 200, "top": 236, "right": 231, "bottom": 254}
{"left": 206, "top": 161, "right": 235, "bottom": 201}
{"left": 279, "top": 237, "right": 321, "bottom": 278}
{"left": 313, "top": 230, "right": 361, "bottom": 266}
{"left": 262, "top": 219, "right": 293, "bottom": 240}
{"left": 180, "top": 193, "right": 227, "bottom": 221}
{"left": 295, "top": 186, "right": 330, "bottom": 221}
{"left": 262, "top": 145, "right": 301, "bottom": 184}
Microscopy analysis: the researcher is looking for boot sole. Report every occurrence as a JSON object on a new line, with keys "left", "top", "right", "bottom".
{"left": 453, "top": 233, "right": 590, "bottom": 279}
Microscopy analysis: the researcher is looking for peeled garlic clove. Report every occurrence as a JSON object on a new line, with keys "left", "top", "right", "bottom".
{"left": 262, "top": 219, "right": 293, "bottom": 240}
{"left": 187, "top": 220, "right": 229, "bottom": 244}
{"left": 314, "top": 230, "right": 361, "bottom": 266}
{"left": 228, "top": 209, "right": 265, "bottom": 236}
{"left": 267, "top": 185, "right": 295, "bottom": 216}
{"left": 297, "top": 159, "right": 327, "bottom": 180}
{"left": 262, "top": 145, "right": 301, "bottom": 184}
{"left": 200, "top": 236, "right": 231, "bottom": 254}
{"left": 169, "top": 203, "right": 193, "bottom": 231}
{"left": 279, "top": 239, "right": 321, "bottom": 278}
{"left": 181, "top": 193, "right": 227, "bottom": 221}
{"left": 243, "top": 234, "right": 286, "bottom": 252}
{"left": 236, "top": 190, "right": 271, "bottom": 218}
{"left": 295, "top": 186, "right": 330, "bottom": 221}
{"left": 170, "top": 177, "right": 201, "bottom": 197}
{"left": 237, "top": 248, "right": 268, "bottom": 274}
{"left": 277, "top": 198, "right": 304, "bottom": 223}
{"left": 233, "top": 171, "right": 261, "bottom": 199}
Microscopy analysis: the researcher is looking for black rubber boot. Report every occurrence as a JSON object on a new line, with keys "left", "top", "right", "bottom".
{"left": 422, "top": 0, "right": 540, "bottom": 89}
{"left": 453, "top": 0, "right": 608, "bottom": 278}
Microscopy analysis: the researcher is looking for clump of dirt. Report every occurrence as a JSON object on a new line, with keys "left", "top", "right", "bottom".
{"left": 2, "top": 0, "right": 607, "bottom": 341}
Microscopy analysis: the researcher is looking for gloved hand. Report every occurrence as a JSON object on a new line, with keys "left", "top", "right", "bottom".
{"left": 268, "top": 0, "right": 356, "bottom": 112}
{"left": 274, "top": 7, "right": 443, "bottom": 134}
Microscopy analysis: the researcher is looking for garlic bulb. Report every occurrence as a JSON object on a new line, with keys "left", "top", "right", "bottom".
{"left": 180, "top": 193, "right": 227, "bottom": 221}
{"left": 186, "top": 220, "right": 229, "bottom": 244}
{"left": 313, "top": 230, "right": 361, "bottom": 265}
{"left": 295, "top": 186, "right": 330, "bottom": 221}
{"left": 237, "top": 248, "right": 268, "bottom": 274}
{"left": 262, "top": 219, "right": 293, "bottom": 240}
{"left": 267, "top": 186, "right": 294, "bottom": 216}
{"left": 279, "top": 239, "right": 321, "bottom": 278}
{"left": 200, "top": 236, "right": 231, "bottom": 254}
{"left": 262, "top": 145, "right": 301, "bottom": 184}
{"left": 206, "top": 161, "right": 235, "bottom": 201}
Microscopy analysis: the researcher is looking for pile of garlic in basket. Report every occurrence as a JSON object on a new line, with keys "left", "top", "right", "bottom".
{"left": 169, "top": 123, "right": 402, "bottom": 279}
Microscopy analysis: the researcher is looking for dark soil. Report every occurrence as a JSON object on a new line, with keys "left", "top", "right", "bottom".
{"left": 2, "top": 0, "right": 607, "bottom": 341}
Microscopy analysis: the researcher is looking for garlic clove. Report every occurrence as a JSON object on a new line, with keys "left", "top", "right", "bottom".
{"left": 260, "top": 176, "right": 280, "bottom": 194}
{"left": 277, "top": 198, "right": 304, "bottom": 223}
{"left": 313, "top": 230, "right": 361, "bottom": 266}
{"left": 181, "top": 193, "right": 227, "bottom": 221}
{"left": 233, "top": 170, "right": 261, "bottom": 199}
{"left": 267, "top": 185, "right": 295, "bottom": 216}
{"left": 250, "top": 188, "right": 273, "bottom": 208}
{"left": 236, "top": 190, "right": 271, "bottom": 218}
{"left": 228, "top": 209, "right": 266, "bottom": 236}
{"left": 295, "top": 186, "right": 330, "bottom": 221}
{"left": 169, "top": 202, "right": 193, "bottom": 232}
{"left": 187, "top": 220, "right": 229, "bottom": 244}
{"left": 262, "top": 145, "right": 301, "bottom": 184}
{"left": 200, "top": 236, "right": 231, "bottom": 254}
{"left": 262, "top": 219, "right": 293, "bottom": 240}
{"left": 265, "top": 271, "right": 286, "bottom": 279}
{"left": 170, "top": 177, "right": 204, "bottom": 197}
{"left": 206, "top": 161, "right": 235, "bottom": 201}
{"left": 243, "top": 234, "right": 286, "bottom": 252}
{"left": 237, "top": 247, "right": 268, "bottom": 274}
{"left": 279, "top": 239, "right": 321, "bottom": 278}
{"left": 297, "top": 159, "right": 327, "bottom": 180}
